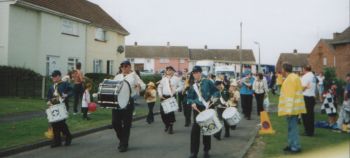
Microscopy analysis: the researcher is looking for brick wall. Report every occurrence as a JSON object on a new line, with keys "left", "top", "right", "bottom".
{"left": 334, "top": 44, "right": 350, "bottom": 80}
{"left": 154, "top": 58, "right": 189, "bottom": 73}
{"left": 308, "top": 40, "right": 336, "bottom": 74}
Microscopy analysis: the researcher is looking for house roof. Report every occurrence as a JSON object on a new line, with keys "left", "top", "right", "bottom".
{"left": 125, "top": 45, "right": 190, "bottom": 58}
{"left": 320, "top": 39, "right": 335, "bottom": 52}
{"left": 189, "top": 49, "right": 256, "bottom": 64}
{"left": 18, "top": 0, "right": 129, "bottom": 35}
{"left": 332, "top": 26, "right": 350, "bottom": 45}
{"left": 277, "top": 53, "right": 309, "bottom": 67}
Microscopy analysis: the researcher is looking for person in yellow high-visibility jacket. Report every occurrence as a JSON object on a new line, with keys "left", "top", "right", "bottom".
{"left": 278, "top": 63, "right": 306, "bottom": 154}
{"left": 276, "top": 72, "right": 284, "bottom": 95}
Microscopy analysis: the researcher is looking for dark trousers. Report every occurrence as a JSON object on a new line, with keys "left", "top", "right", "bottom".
{"left": 146, "top": 102, "right": 155, "bottom": 123}
{"left": 191, "top": 105, "right": 211, "bottom": 154}
{"left": 160, "top": 95, "right": 176, "bottom": 128}
{"left": 112, "top": 100, "right": 134, "bottom": 147}
{"left": 214, "top": 107, "right": 230, "bottom": 138}
{"left": 241, "top": 94, "right": 253, "bottom": 118}
{"left": 178, "top": 92, "right": 184, "bottom": 112}
{"left": 51, "top": 120, "right": 72, "bottom": 145}
{"left": 73, "top": 83, "right": 83, "bottom": 113}
{"left": 183, "top": 104, "right": 192, "bottom": 125}
{"left": 64, "top": 98, "right": 70, "bottom": 112}
{"left": 82, "top": 107, "right": 88, "bottom": 119}
{"left": 302, "top": 96, "right": 315, "bottom": 136}
{"left": 254, "top": 93, "right": 265, "bottom": 116}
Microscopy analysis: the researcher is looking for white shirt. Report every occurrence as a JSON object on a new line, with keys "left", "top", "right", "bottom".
{"left": 113, "top": 72, "right": 146, "bottom": 97}
{"left": 317, "top": 75, "right": 325, "bottom": 85}
{"left": 82, "top": 90, "right": 90, "bottom": 108}
{"left": 253, "top": 79, "right": 269, "bottom": 94}
{"left": 301, "top": 72, "right": 316, "bottom": 97}
{"left": 157, "top": 75, "right": 183, "bottom": 97}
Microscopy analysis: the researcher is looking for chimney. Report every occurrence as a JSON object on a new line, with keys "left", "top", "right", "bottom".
{"left": 293, "top": 49, "right": 297, "bottom": 53}
{"left": 167, "top": 42, "right": 170, "bottom": 47}
{"left": 204, "top": 45, "right": 208, "bottom": 50}
{"left": 236, "top": 45, "right": 240, "bottom": 49}
{"left": 134, "top": 41, "right": 138, "bottom": 46}
{"left": 333, "top": 32, "right": 341, "bottom": 39}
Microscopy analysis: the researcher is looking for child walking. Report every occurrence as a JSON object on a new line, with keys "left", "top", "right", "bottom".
{"left": 144, "top": 82, "right": 157, "bottom": 124}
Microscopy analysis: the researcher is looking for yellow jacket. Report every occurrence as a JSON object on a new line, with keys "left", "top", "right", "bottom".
{"left": 276, "top": 74, "right": 284, "bottom": 85}
{"left": 278, "top": 73, "right": 306, "bottom": 116}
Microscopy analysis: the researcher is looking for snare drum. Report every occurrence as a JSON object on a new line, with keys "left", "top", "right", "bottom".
{"left": 46, "top": 103, "right": 68, "bottom": 123}
{"left": 196, "top": 109, "right": 222, "bottom": 135}
{"left": 97, "top": 79, "right": 131, "bottom": 109}
{"left": 161, "top": 97, "right": 179, "bottom": 114}
{"left": 222, "top": 107, "right": 241, "bottom": 126}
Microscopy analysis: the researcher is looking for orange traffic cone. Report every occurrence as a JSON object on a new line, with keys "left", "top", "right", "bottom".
{"left": 259, "top": 111, "right": 275, "bottom": 135}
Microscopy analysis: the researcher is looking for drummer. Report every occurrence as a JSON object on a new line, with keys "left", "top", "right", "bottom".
{"left": 157, "top": 66, "right": 183, "bottom": 134}
{"left": 47, "top": 70, "right": 72, "bottom": 148}
{"left": 112, "top": 60, "right": 145, "bottom": 152}
{"left": 187, "top": 66, "right": 219, "bottom": 158}
{"left": 213, "top": 79, "right": 231, "bottom": 140}
{"left": 227, "top": 81, "right": 241, "bottom": 131}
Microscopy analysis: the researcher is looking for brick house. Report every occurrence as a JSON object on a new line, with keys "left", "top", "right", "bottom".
{"left": 125, "top": 42, "right": 190, "bottom": 74}
{"left": 308, "top": 27, "right": 350, "bottom": 79}
{"left": 276, "top": 50, "right": 309, "bottom": 73}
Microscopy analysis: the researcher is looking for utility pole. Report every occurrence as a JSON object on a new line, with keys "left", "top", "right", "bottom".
{"left": 239, "top": 22, "right": 243, "bottom": 78}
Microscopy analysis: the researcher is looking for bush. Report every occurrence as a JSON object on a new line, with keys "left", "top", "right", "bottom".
{"left": 0, "top": 66, "right": 43, "bottom": 97}
{"left": 84, "top": 73, "right": 114, "bottom": 93}
{"left": 323, "top": 67, "right": 346, "bottom": 102}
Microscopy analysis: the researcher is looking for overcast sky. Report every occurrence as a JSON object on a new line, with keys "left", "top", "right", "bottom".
{"left": 89, "top": 0, "right": 349, "bottom": 65}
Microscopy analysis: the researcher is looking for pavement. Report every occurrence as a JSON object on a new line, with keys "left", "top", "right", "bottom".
{"left": 6, "top": 111, "right": 259, "bottom": 158}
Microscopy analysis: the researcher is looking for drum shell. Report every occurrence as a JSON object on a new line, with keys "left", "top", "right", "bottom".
{"left": 46, "top": 103, "right": 68, "bottom": 123}
{"left": 222, "top": 107, "right": 241, "bottom": 126}
{"left": 196, "top": 109, "right": 222, "bottom": 135}
{"left": 160, "top": 97, "right": 179, "bottom": 114}
{"left": 97, "top": 79, "right": 131, "bottom": 109}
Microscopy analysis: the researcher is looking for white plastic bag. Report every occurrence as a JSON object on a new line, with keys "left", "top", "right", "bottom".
{"left": 263, "top": 97, "right": 270, "bottom": 112}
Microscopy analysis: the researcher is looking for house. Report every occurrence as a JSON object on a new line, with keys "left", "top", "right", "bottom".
{"left": 276, "top": 49, "right": 309, "bottom": 73}
{"left": 308, "top": 39, "right": 336, "bottom": 74}
{"left": 189, "top": 46, "right": 256, "bottom": 76}
{"left": 308, "top": 27, "right": 350, "bottom": 79}
{"left": 125, "top": 42, "right": 190, "bottom": 74}
{"left": 0, "top": 0, "right": 128, "bottom": 76}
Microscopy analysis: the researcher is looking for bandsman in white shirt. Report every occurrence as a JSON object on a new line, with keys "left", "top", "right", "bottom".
{"left": 112, "top": 60, "right": 146, "bottom": 152}
{"left": 301, "top": 65, "right": 316, "bottom": 137}
{"left": 157, "top": 66, "right": 183, "bottom": 134}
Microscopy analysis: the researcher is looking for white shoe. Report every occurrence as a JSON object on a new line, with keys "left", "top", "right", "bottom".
{"left": 133, "top": 112, "right": 136, "bottom": 116}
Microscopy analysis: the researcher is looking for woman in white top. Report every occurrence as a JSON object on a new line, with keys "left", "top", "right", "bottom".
{"left": 157, "top": 66, "right": 183, "bottom": 134}
{"left": 253, "top": 73, "right": 269, "bottom": 116}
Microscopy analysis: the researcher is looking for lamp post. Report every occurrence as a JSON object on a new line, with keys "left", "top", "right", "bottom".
{"left": 254, "top": 41, "right": 260, "bottom": 73}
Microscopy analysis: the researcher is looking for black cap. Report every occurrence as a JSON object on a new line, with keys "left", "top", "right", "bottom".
{"left": 120, "top": 60, "right": 131, "bottom": 66}
{"left": 51, "top": 70, "right": 61, "bottom": 77}
{"left": 166, "top": 66, "right": 175, "bottom": 71}
{"left": 192, "top": 66, "right": 202, "bottom": 73}
{"left": 347, "top": 73, "right": 350, "bottom": 77}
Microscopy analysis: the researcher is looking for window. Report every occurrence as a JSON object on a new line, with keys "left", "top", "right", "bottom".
{"left": 46, "top": 55, "right": 60, "bottom": 76}
{"left": 95, "top": 28, "right": 106, "bottom": 41}
{"left": 323, "top": 57, "right": 327, "bottom": 66}
{"left": 179, "top": 58, "right": 185, "bottom": 64}
{"left": 128, "top": 58, "right": 135, "bottom": 63}
{"left": 107, "top": 60, "right": 114, "bottom": 75}
{"left": 67, "top": 57, "right": 79, "bottom": 72}
{"left": 93, "top": 59, "right": 103, "bottom": 73}
{"left": 61, "top": 19, "right": 78, "bottom": 36}
{"left": 160, "top": 58, "right": 169, "bottom": 63}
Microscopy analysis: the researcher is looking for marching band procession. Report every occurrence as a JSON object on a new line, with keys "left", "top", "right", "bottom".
{"left": 44, "top": 60, "right": 350, "bottom": 158}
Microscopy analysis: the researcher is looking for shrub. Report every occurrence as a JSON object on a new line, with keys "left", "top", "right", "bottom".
{"left": 323, "top": 67, "right": 346, "bottom": 102}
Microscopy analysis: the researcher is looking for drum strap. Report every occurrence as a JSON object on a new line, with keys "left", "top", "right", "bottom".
{"left": 193, "top": 83, "right": 209, "bottom": 109}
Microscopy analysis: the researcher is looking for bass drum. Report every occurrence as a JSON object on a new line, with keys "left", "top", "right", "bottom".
{"left": 97, "top": 79, "right": 131, "bottom": 109}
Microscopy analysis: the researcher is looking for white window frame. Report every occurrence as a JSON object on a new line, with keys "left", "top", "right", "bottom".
{"left": 160, "top": 58, "right": 170, "bottom": 63}
{"left": 46, "top": 55, "right": 60, "bottom": 76}
{"left": 323, "top": 57, "right": 327, "bottom": 66}
{"left": 61, "top": 19, "right": 79, "bottom": 36}
{"left": 95, "top": 28, "right": 106, "bottom": 41}
{"left": 93, "top": 59, "right": 103, "bottom": 73}
{"left": 67, "top": 57, "right": 79, "bottom": 72}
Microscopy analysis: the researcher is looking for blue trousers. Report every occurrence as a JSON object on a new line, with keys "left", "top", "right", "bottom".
{"left": 287, "top": 115, "right": 301, "bottom": 151}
